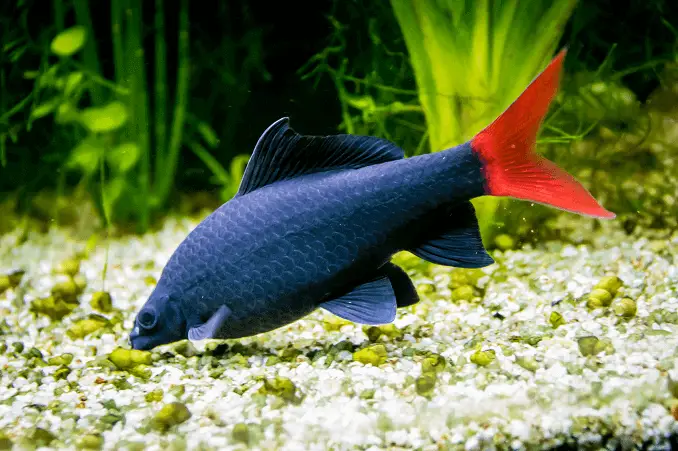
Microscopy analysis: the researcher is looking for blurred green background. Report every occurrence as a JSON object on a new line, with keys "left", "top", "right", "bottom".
{"left": 1, "top": 0, "right": 676, "bottom": 247}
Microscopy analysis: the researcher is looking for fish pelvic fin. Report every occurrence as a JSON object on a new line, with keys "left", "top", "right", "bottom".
{"left": 470, "top": 49, "right": 615, "bottom": 219}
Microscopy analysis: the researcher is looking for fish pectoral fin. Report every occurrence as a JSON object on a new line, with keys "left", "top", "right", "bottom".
{"left": 236, "top": 117, "right": 405, "bottom": 196}
{"left": 188, "top": 305, "right": 232, "bottom": 341}
{"left": 319, "top": 275, "right": 397, "bottom": 325}
{"left": 408, "top": 201, "right": 494, "bottom": 268}
{"left": 381, "top": 262, "right": 419, "bottom": 308}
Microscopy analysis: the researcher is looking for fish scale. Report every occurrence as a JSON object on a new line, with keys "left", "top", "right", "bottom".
{"left": 155, "top": 147, "right": 483, "bottom": 340}
{"left": 129, "top": 50, "right": 616, "bottom": 350}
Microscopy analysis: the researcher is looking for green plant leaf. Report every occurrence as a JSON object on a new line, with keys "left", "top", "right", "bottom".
{"left": 107, "top": 142, "right": 140, "bottom": 173}
{"left": 50, "top": 26, "right": 87, "bottom": 57}
{"left": 66, "top": 139, "right": 103, "bottom": 175}
{"left": 104, "top": 177, "right": 127, "bottom": 208}
{"left": 80, "top": 102, "right": 128, "bottom": 133}
{"left": 197, "top": 122, "right": 220, "bottom": 148}
{"left": 55, "top": 103, "right": 80, "bottom": 124}
{"left": 23, "top": 71, "right": 39, "bottom": 79}
{"left": 30, "top": 101, "right": 58, "bottom": 120}
{"left": 64, "top": 72, "right": 84, "bottom": 95}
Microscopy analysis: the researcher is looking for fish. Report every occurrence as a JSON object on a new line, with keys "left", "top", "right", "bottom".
{"left": 129, "top": 49, "right": 615, "bottom": 351}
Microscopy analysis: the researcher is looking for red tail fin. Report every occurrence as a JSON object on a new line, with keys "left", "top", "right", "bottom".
{"left": 471, "top": 49, "right": 615, "bottom": 219}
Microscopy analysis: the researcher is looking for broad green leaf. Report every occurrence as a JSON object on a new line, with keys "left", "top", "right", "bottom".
{"left": 66, "top": 139, "right": 103, "bottom": 175}
{"left": 197, "top": 122, "right": 220, "bottom": 148}
{"left": 30, "top": 101, "right": 58, "bottom": 120}
{"left": 104, "top": 177, "right": 127, "bottom": 208}
{"left": 50, "top": 26, "right": 87, "bottom": 57}
{"left": 80, "top": 102, "right": 128, "bottom": 133}
{"left": 23, "top": 71, "right": 39, "bottom": 79}
{"left": 55, "top": 103, "right": 80, "bottom": 124}
{"left": 106, "top": 142, "right": 140, "bottom": 173}
{"left": 64, "top": 72, "right": 84, "bottom": 95}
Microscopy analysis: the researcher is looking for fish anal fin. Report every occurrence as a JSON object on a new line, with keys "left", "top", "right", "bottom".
{"left": 320, "top": 275, "right": 396, "bottom": 325}
{"left": 408, "top": 201, "right": 494, "bottom": 268}
{"left": 237, "top": 117, "right": 405, "bottom": 196}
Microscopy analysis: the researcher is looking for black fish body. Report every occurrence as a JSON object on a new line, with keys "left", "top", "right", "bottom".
{"left": 157, "top": 143, "right": 483, "bottom": 339}
{"left": 130, "top": 50, "right": 615, "bottom": 350}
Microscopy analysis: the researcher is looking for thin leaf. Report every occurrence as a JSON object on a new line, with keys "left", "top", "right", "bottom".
{"left": 30, "top": 101, "right": 58, "bottom": 120}
{"left": 196, "top": 122, "right": 220, "bottom": 148}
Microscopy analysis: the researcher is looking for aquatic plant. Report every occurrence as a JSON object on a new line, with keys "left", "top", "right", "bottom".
{"left": 389, "top": 0, "right": 577, "bottom": 245}
{"left": 301, "top": 0, "right": 677, "bottom": 248}
{"left": 3, "top": 1, "right": 263, "bottom": 232}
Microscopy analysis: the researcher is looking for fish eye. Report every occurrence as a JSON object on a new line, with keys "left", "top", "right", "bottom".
{"left": 138, "top": 308, "right": 158, "bottom": 330}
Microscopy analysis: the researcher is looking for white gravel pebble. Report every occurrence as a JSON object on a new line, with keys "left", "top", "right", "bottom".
{"left": 0, "top": 217, "right": 676, "bottom": 450}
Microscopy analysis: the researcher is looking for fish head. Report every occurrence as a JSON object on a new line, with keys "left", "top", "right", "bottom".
{"left": 129, "top": 290, "right": 186, "bottom": 351}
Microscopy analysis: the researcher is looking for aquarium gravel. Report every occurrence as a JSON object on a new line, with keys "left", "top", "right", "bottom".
{"left": 0, "top": 216, "right": 677, "bottom": 450}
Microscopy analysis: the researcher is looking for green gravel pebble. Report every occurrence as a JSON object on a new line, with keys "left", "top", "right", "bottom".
{"left": 30, "top": 295, "right": 79, "bottom": 321}
{"left": 353, "top": 344, "right": 388, "bottom": 366}
{"left": 470, "top": 349, "right": 496, "bottom": 366}
{"left": 0, "top": 270, "right": 25, "bottom": 294}
{"left": 56, "top": 258, "right": 80, "bottom": 277}
{"left": 48, "top": 353, "right": 73, "bottom": 366}
{"left": 578, "top": 336, "right": 604, "bottom": 356}
{"left": 421, "top": 353, "right": 447, "bottom": 373}
{"left": 67, "top": 317, "right": 108, "bottom": 339}
{"left": 0, "top": 431, "right": 12, "bottom": 450}
{"left": 415, "top": 372, "right": 437, "bottom": 397}
{"left": 232, "top": 423, "right": 250, "bottom": 444}
{"left": 612, "top": 297, "right": 637, "bottom": 318}
{"left": 77, "top": 434, "right": 103, "bottom": 450}
{"left": 549, "top": 311, "right": 566, "bottom": 328}
{"left": 29, "top": 427, "right": 56, "bottom": 447}
{"left": 451, "top": 285, "right": 475, "bottom": 302}
{"left": 90, "top": 291, "right": 113, "bottom": 313}
{"left": 53, "top": 365, "right": 71, "bottom": 380}
{"left": 260, "top": 376, "right": 299, "bottom": 402}
{"left": 515, "top": 355, "right": 539, "bottom": 372}
{"left": 586, "top": 288, "right": 613, "bottom": 309}
{"left": 108, "top": 348, "right": 152, "bottom": 369}
{"left": 130, "top": 364, "right": 152, "bottom": 380}
{"left": 594, "top": 276, "right": 624, "bottom": 296}
{"left": 359, "top": 389, "right": 376, "bottom": 400}
{"left": 668, "top": 375, "right": 678, "bottom": 398}
{"left": 145, "top": 389, "right": 164, "bottom": 403}
{"left": 152, "top": 402, "right": 192, "bottom": 431}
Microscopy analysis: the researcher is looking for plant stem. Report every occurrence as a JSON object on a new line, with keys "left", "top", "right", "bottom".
{"left": 125, "top": 1, "right": 151, "bottom": 232}
{"left": 110, "top": 0, "right": 127, "bottom": 92}
{"left": 73, "top": 0, "right": 104, "bottom": 106}
{"left": 53, "top": 0, "right": 64, "bottom": 31}
{"left": 154, "top": 0, "right": 168, "bottom": 187}
{"left": 155, "top": 0, "right": 189, "bottom": 208}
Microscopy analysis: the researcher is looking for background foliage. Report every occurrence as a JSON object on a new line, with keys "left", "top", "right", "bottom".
{"left": 1, "top": 0, "right": 676, "bottom": 241}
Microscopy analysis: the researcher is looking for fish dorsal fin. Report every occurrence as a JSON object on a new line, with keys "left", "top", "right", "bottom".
{"left": 237, "top": 117, "right": 405, "bottom": 196}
